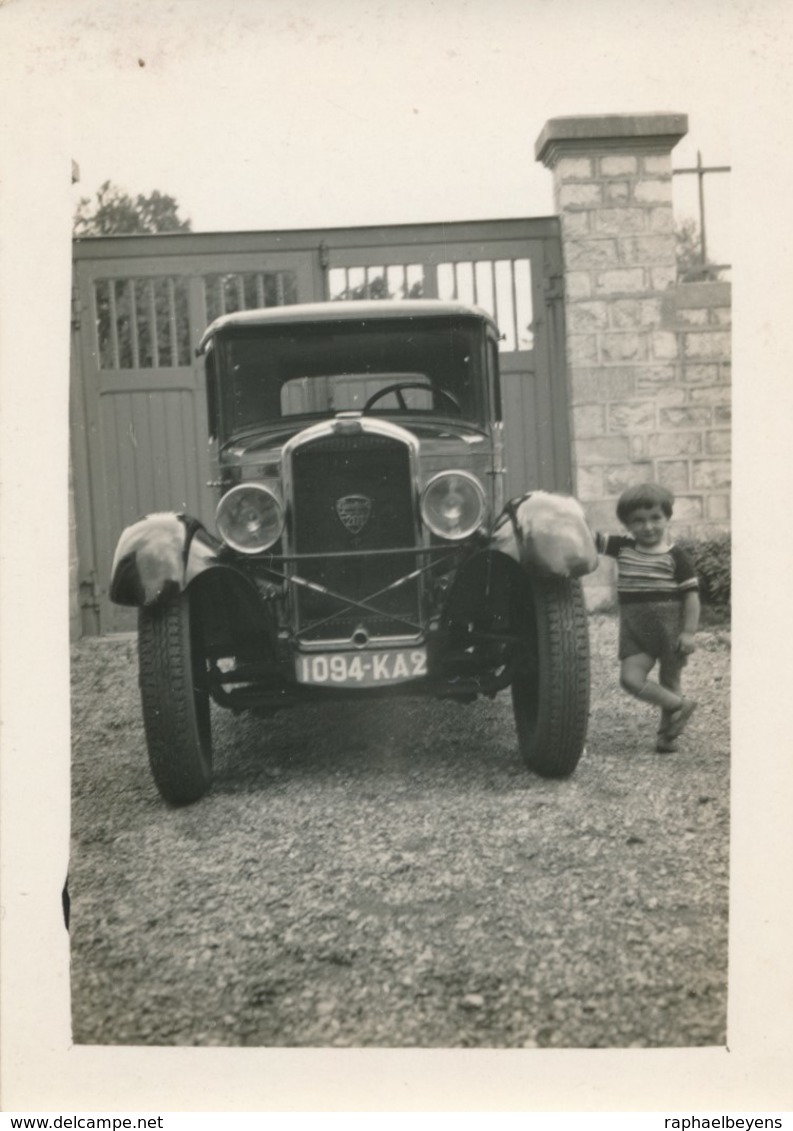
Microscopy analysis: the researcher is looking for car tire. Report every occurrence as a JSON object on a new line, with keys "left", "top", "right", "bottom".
{"left": 138, "top": 591, "right": 213, "bottom": 805}
{"left": 510, "top": 574, "right": 590, "bottom": 778}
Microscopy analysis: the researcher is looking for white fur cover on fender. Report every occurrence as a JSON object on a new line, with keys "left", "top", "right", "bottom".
{"left": 490, "top": 490, "right": 599, "bottom": 578}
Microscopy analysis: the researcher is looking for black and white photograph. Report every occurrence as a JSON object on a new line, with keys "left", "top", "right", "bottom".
{"left": 1, "top": 0, "right": 792, "bottom": 1116}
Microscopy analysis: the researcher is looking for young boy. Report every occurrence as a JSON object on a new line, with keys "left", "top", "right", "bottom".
{"left": 595, "top": 483, "right": 700, "bottom": 753}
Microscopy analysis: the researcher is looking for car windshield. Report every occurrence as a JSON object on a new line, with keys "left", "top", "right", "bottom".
{"left": 215, "top": 316, "right": 488, "bottom": 438}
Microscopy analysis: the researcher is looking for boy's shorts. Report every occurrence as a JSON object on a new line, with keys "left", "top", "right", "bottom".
{"left": 618, "top": 599, "right": 686, "bottom": 669}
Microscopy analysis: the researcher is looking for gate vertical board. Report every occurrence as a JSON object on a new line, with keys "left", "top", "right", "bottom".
{"left": 70, "top": 291, "right": 101, "bottom": 634}
{"left": 71, "top": 220, "right": 568, "bottom": 635}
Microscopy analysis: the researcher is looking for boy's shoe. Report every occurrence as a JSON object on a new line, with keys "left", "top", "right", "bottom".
{"left": 666, "top": 698, "right": 697, "bottom": 739}
{"left": 655, "top": 736, "right": 679, "bottom": 753}
{"left": 657, "top": 712, "right": 673, "bottom": 737}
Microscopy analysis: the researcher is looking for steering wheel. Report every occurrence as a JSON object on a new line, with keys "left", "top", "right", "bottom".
{"left": 363, "top": 381, "right": 461, "bottom": 414}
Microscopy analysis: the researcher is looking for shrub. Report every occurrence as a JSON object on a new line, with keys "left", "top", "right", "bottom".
{"left": 678, "top": 535, "right": 731, "bottom": 617}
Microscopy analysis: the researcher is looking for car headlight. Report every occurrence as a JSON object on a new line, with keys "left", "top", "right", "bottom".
{"left": 420, "top": 471, "right": 487, "bottom": 541}
{"left": 216, "top": 484, "right": 284, "bottom": 553}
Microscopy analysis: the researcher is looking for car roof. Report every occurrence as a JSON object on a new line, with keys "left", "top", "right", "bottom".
{"left": 198, "top": 299, "right": 500, "bottom": 353}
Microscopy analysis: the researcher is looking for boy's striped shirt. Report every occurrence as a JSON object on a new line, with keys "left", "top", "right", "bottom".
{"left": 595, "top": 534, "right": 699, "bottom": 603}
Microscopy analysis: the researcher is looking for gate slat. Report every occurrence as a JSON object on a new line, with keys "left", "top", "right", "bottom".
{"left": 490, "top": 260, "right": 499, "bottom": 329}
{"left": 167, "top": 278, "right": 179, "bottom": 365}
{"left": 129, "top": 280, "right": 140, "bottom": 368}
{"left": 510, "top": 260, "right": 520, "bottom": 349}
{"left": 147, "top": 280, "right": 160, "bottom": 368}
{"left": 108, "top": 280, "right": 120, "bottom": 369}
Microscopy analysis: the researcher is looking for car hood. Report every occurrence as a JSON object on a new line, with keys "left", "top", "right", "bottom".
{"left": 222, "top": 419, "right": 491, "bottom": 467}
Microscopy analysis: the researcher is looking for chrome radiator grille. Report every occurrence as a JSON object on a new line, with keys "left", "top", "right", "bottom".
{"left": 290, "top": 432, "right": 421, "bottom": 642}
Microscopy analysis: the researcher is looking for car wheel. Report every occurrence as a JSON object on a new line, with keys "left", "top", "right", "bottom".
{"left": 510, "top": 574, "right": 590, "bottom": 778}
{"left": 138, "top": 591, "right": 213, "bottom": 804}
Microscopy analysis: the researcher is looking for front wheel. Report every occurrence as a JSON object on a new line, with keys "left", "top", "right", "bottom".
{"left": 138, "top": 591, "right": 213, "bottom": 804}
{"left": 510, "top": 575, "right": 590, "bottom": 778}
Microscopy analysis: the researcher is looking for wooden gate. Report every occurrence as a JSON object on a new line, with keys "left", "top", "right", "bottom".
{"left": 71, "top": 218, "right": 569, "bottom": 635}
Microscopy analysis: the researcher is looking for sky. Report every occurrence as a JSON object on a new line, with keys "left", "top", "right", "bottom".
{"left": 18, "top": 0, "right": 748, "bottom": 263}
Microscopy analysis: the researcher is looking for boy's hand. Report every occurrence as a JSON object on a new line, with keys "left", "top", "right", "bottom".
{"left": 677, "top": 631, "right": 697, "bottom": 656}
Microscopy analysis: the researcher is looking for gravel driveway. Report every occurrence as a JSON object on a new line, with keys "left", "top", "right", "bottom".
{"left": 69, "top": 615, "right": 730, "bottom": 1048}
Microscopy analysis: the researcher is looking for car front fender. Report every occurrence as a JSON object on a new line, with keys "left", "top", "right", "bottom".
{"left": 110, "top": 512, "right": 226, "bottom": 607}
{"left": 489, "top": 491, "right": 599, "bottom": 578}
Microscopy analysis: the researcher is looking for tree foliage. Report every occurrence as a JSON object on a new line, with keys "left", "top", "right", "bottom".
{"left": 677, "top": 534, "right": 731, "bottom": 618}
{"left": 74, "top": 180, "right": 192, "bottom": 236}
{"left": 333, "top": 273, "right": 424, "bottom": 301}
{"left": 675, "top": 218, "right": 722, "bottom": 283}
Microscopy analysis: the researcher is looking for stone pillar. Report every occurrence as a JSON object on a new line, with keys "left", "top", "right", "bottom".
{"left": 536, "top": 113, "right": 689, "bottom": 606}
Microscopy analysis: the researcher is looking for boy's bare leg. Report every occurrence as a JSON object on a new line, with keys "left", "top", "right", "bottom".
{"left": 658, "top": 658, "right": 682, "bottom": 735}
{"left": 620, "top": 653, "right": 684, "bottom": 711}
{"left": 659, "top": 654, "right": 697, "bottom": 738}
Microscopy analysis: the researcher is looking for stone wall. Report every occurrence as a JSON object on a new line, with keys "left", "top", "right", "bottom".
{"left": 536, "top": 114, "right": 731, "bottom": 608}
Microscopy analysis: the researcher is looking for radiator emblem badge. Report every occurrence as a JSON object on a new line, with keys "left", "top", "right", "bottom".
{"left": 335, "top": 494, "right": 372, "bottom": 535}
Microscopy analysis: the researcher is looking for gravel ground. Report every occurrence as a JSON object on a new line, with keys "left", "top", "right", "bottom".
{"left": 69, "top": 615, "right": 730, "bottom": 1048}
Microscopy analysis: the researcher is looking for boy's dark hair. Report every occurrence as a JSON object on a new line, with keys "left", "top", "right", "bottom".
{"left": 616, "top": 483, "right": 674, "bottom": 524}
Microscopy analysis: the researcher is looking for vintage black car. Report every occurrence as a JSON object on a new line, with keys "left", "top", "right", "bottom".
{"left": 110, "top": 300, "right": 592, "bottom": 804}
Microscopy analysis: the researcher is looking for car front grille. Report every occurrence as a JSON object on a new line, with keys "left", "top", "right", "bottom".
{"left": 290, "top": 432, "right": 421, "bottom": 642}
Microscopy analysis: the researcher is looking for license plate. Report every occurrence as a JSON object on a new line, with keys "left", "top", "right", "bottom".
{"left": 296, "top": 647, "right": 428, "bottom": 687}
